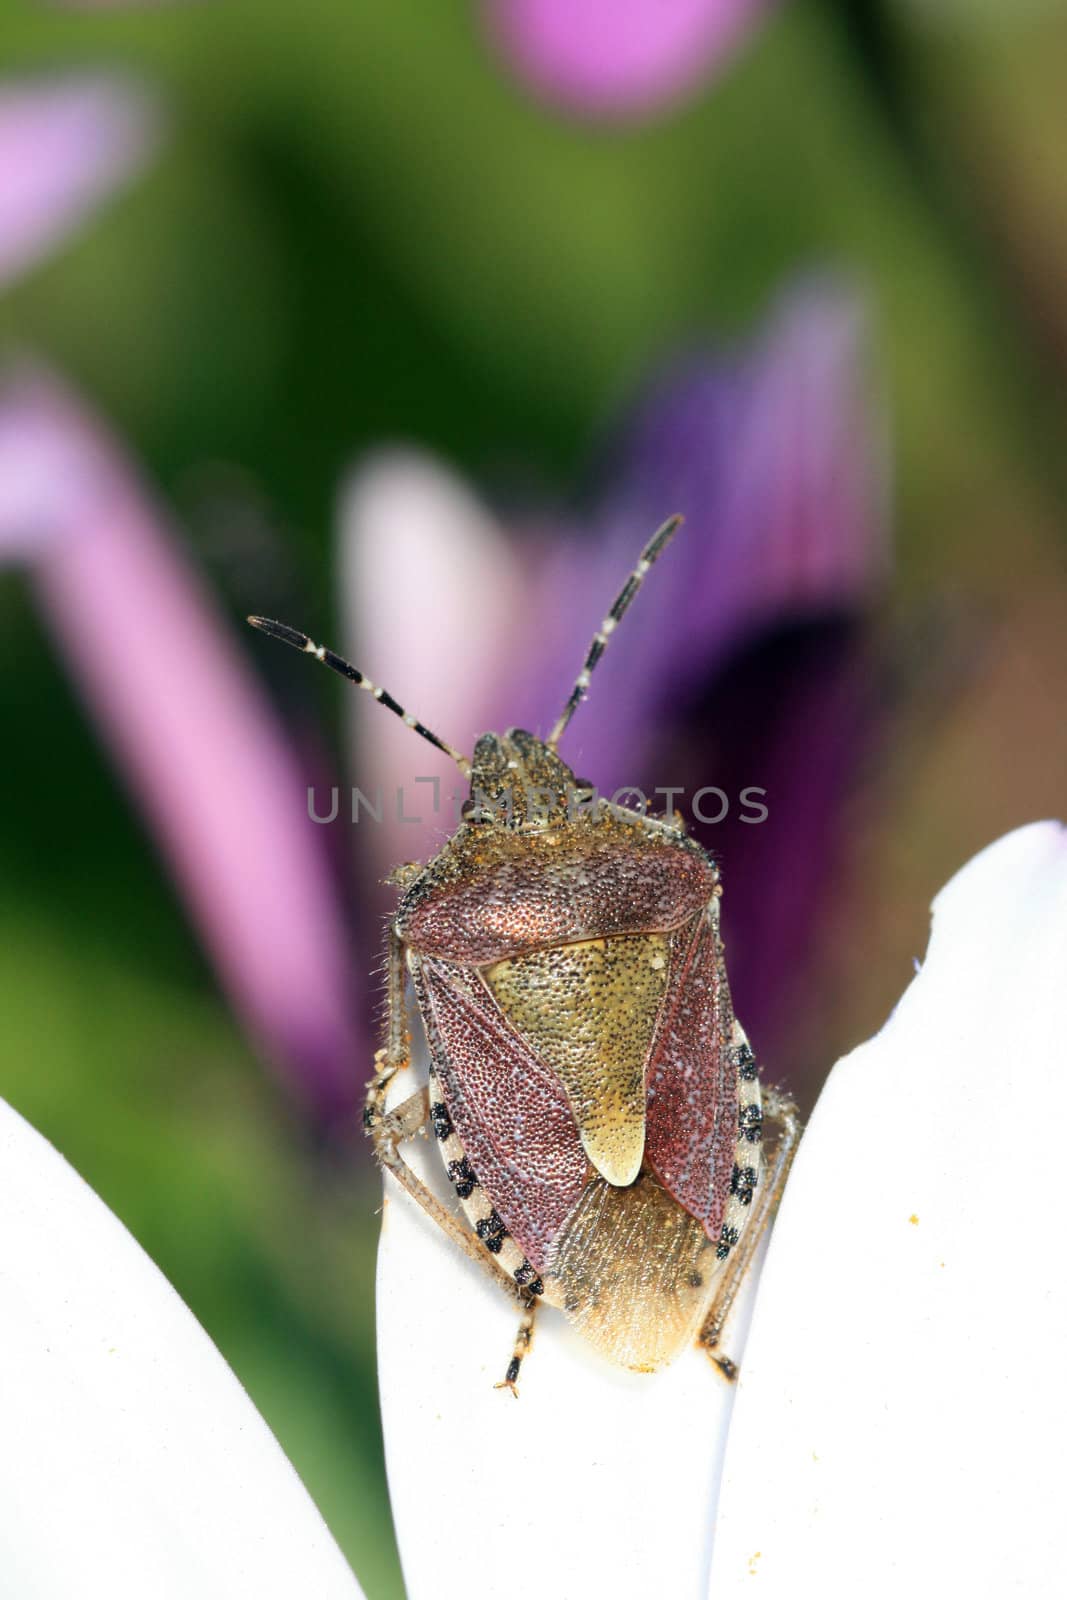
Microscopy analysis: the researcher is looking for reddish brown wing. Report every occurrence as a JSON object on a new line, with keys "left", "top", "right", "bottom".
{"left": 411, "top": 955, "right": 588, "bottom": 1272}
{"left": 645, "top": 905, "right": 737, "bottom": 1241}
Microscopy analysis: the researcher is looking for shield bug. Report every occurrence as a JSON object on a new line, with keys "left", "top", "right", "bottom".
{"left": 248, "top": 515, "right": 800, "bottom": 1389}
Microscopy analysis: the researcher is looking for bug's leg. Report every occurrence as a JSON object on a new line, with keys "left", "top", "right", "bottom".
{"left": 361, "top": 926, "right": 413, "bottom": 1142}
{"left": 697, "top": 1085, "right": 802, "bottom": 1379}
{"left": 374, "top": 924, "right": 412, "bottom": 1087}
{"left": 493, "top": 1298, "right": 539, "bottom": 1399}
{"left": 368, "top": 1080, "right": 526, "bottom": 1301}
{"left": 364, "top": 929, "right": 525, "bottom": 1302}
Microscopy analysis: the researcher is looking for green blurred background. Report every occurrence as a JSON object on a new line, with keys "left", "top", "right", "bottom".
{"left": 2, "top": 3, "right": 1067, "bottom": 1594}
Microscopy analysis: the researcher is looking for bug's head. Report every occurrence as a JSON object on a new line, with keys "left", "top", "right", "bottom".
{"left": 453, "top": 515, "right": 684, "bottom": 830}
{"left": 461, "top": 729, "right": 594, "bottom": 830}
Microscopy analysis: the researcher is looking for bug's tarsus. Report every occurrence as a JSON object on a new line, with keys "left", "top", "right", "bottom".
{"left": 546, "top": 513, "right": 684, "bottom": 751}
{"left": 494, "top": 1300, "right": 539, "bottom": 1398}
{"left": 247, "top": 615, "right": 472, "bottom": 777}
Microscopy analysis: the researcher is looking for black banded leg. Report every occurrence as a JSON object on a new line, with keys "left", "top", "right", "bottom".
{"left": 494, "top": 1299, "right": 539, "bottom": 1399}
{"left": 697, "top": 1085, "right": 802, "bottom": 1380}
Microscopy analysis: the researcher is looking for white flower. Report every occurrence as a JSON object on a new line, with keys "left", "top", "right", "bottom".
{"left": 709, "top": 818, "right": 1067, "bottom": 1597}
{"left": 377, "top": 820, "right": 1066, "bottom": 1599}
{"left": 0, "top": 1098, "right": 364, "bottom": 1599}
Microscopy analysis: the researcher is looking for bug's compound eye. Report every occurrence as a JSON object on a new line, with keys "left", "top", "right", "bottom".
{"left": 567, "top": 778, "right": 597, "bottom": 819}
{"left": 461, "top": 798, "right": 489, "bottom": 823}
{"left": 386, "top": 861, "right": 423, "bottom": 889}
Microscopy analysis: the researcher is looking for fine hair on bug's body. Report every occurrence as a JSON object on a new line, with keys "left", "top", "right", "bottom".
{"left": 249, "top": 515, "right": 801, "bottom": 1391}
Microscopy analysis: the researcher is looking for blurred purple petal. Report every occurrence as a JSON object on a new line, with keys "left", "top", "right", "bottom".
{"left": 0, "top": 367, "right": 359, "bottom": 1120}
{"left": 0, "top": 76, "right": 159, "bottom": 290}
{"left": 652, "top": 621, "right": 889, "bottom": 1092}
{"left": 520, "top": 278, "right": 888, "bottom": 789}
{"left": 485, "top": 0, "right": 776, "bottom": 118}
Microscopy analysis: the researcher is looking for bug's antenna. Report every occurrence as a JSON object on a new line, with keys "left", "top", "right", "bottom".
{"left": 547, "top": 514, "right": 683, "bottom": 751}
{"left": 248, "top": 616, "right": 472, "bottom": 778}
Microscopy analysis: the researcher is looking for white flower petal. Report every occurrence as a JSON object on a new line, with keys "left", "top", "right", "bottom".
{"left": 0, "top": 1097, "right": 364, "bottom": 1599}
{"left": 375, "top": 1061, "right": 766, "bottom": 1600}
{"left": 709, "top": 820, "right": 1067, "bottom": 1596}
{"left": 338, "top": 450, "right": 526, "bottom": 881}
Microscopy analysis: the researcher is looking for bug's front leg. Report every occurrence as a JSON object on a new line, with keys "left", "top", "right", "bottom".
{"left": 362, "top": 924, "right": 412, "bottom": 1129}
{"left": 697, "top": 1084, "right": 802, "bottom": 1379}
{"left": 364, "top": 928, "right": 525, "bottom": 1305}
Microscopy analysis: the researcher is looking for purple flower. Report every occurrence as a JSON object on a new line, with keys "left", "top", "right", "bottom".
{"left": 0, "top": 75, "right": 159, "bottom": 289}
{"left": 0, "top": 74, "right": 365, "bottom": 1117}
{"left": 0, "top": 367, "right": 361, "bottom": 1121}
{"left": 484, "top": 0, "right": 779, "bottom": 120}
{"left": 1, "top": 73, "right": 368, "bottom": 1111}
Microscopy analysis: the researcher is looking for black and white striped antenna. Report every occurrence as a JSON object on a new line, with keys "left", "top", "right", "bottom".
{"left": 247, "top": 616, "right": 472, "bottom": 777}
{"left": 546, "top": 514, "right": 683, "bottom": 751}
